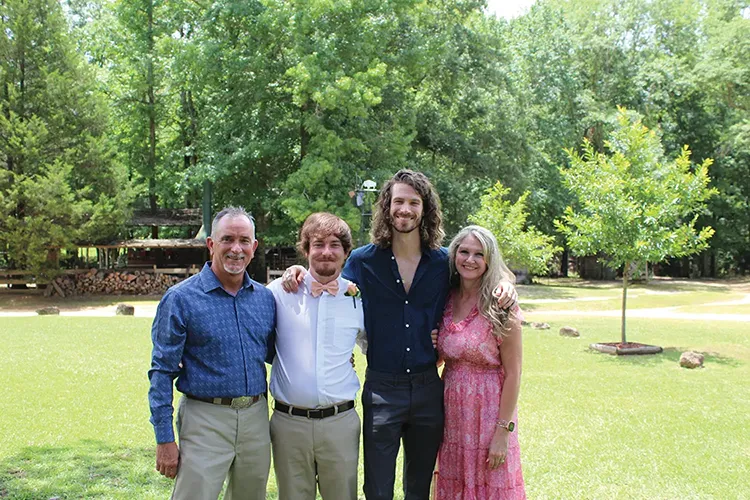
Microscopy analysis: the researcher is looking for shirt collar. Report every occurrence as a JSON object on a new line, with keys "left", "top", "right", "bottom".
{"left": 200, "top": 261, "right": 254, "bottom": 294}
{"left": 381, "top": 245, "right": 434, "bottom": 261}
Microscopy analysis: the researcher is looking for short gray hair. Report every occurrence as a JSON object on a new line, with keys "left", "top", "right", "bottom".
{"left": 211, "top": 206, "right": 256, "bottom": 238}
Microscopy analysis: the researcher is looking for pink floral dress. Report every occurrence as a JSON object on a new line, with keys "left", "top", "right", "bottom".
{"left": 435, "top": 294, "right": 526, "bottom": 500}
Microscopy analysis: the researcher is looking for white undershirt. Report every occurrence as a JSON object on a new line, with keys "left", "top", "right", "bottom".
{"left": 268, "top": 272, "right": 366, "bottom": 408}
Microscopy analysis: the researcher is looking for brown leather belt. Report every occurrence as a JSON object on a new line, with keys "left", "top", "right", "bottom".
{"left": 186, "top": 394, "right": 262, "bottom": 409}
{"left": 274, "top": 400, "right": 355, "bottom": 419}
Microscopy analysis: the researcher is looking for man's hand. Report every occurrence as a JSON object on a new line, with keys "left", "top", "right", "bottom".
{"left": 281, "top": 265, "right": 307, "bottom": 293}
{"left": 156, "top": 442, "right": 180, "bottom": 479}
{"left": 493, "top": 282, "right": 518, "bottom": 309}
{"left": 432, "top": 329, "right": 445, "bottom": 368}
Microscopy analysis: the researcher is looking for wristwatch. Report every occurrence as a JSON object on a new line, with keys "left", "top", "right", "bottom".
{"left": 496, "top": 419, "right": 515, "bottom": 432}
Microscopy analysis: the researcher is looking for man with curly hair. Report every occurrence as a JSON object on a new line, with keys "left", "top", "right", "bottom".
{"left": 283, "top": 170, "right": 516, "bottom": 500}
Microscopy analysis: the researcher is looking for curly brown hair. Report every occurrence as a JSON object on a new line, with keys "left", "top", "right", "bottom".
{"left": 370, "top": 169, "right": 445, "bottom": 250}
{"left": 297, "top": 212, "right": 353, "bottom": 257}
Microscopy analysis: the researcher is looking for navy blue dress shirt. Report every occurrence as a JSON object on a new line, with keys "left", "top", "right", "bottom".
{"left": 342, "top": 244, "right": 450, "bottom": 374}
{"left": 148, "top": 262, "right": 276, "bottom": 443}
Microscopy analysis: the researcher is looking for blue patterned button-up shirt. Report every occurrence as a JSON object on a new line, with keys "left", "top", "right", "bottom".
{"left": 148, "top": 262, "right": 276, "bottom": 443}
{"left": 342, "top": 244, "right": 449, "bottom": 374}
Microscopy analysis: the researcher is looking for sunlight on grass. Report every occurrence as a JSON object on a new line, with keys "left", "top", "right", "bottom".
{"left": 2, "top": 284, "right": 749, "bottom": 498}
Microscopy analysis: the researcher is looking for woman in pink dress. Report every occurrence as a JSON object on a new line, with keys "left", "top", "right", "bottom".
{"left": 435, "top": 225, "right": 525, "bottom": 500}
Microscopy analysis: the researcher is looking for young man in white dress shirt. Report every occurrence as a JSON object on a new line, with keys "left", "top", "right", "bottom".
{"left": 266, "top": 212, "right": 366, "bottom": 500}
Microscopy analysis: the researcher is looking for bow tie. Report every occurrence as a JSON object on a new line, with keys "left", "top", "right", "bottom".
{"left": 310, "top": 280, "right": 339, "bottom": 297}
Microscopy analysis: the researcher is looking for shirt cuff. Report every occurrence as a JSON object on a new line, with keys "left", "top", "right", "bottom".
{"left": 153, "top": 421, "right": 175, "bottom": 444}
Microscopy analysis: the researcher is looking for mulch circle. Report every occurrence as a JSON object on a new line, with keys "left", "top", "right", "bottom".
{"left": 590, "top": 342, "right": 663, "bottom": 355}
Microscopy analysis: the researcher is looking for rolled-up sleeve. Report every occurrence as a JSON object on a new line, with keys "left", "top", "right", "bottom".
{"left": 147, "top": 290, "right": 187, "bottom": 444}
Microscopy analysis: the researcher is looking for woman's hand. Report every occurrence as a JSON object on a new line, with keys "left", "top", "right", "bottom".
{"left": 487, "top": 427, "right": 509, "bottom": 470}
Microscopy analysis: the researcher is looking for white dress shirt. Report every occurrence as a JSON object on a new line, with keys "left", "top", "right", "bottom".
{"left": 268, "top": 272, "right": 366, "bottom": 409}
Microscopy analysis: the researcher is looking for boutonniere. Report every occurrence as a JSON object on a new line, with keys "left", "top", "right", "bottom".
{"left": 345, "top": 283, "right": 361, "bottom": 308}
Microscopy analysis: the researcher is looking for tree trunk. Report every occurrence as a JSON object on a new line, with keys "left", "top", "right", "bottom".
{"left": 248, "top": 211, "right": 268, "bottom": 283}
{"left": 561, "top": 247, "right": 569, "bottom": 277}
{"left": 147, "top": 0, "right": 157, "bottom": 213}
{"left": 621, "top": 262, "right": 629, "bottom": 344}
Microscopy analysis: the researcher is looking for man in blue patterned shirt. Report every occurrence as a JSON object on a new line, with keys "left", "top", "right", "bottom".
{"left": 148, "top": 206, "right": 276, "bottom": 500}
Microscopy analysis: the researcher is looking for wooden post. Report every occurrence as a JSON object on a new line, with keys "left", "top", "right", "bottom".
{"left": 203, "top": 180, "right": 212, "bottom": 238}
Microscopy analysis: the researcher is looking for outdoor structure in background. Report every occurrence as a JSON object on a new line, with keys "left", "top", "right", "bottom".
{"left": 49, "top": 208, "right": 206, "bottom": 296}
{"left": 0, "top": 209, "right": 207, "bottom": 296}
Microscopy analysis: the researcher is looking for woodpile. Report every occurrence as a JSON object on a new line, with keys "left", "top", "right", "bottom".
{"left": 49, "top": 269, "right": 183, "bottom": 296}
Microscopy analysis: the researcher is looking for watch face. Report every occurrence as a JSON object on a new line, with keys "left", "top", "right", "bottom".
{"left": 508, "top": 421, "right": 515, "bottom": 432}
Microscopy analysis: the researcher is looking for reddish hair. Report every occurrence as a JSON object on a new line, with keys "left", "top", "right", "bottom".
{"left": 297, "top": 212, "right": 353, "bottom": 256}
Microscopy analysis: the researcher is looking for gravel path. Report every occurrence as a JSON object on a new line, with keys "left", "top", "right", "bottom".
{"left": 529, "top": 308, "right": 750, "bottom": 322}
{"left": 0, "top": 304, "right": 158, "bottom": 318}
{"left": 3, "top": 294, "right": 748, "bottom": 322}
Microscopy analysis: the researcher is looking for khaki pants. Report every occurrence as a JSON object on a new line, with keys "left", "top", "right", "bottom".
{"left": 270, "top": 404, "right": 360, "bottom": 500}
{"left": 172, "top": 395, "right": 271, "bottom": 500}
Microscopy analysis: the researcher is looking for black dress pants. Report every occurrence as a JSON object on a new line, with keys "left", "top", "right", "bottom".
{"left": 361, "top": 367, "right": 444, "bottom": 500}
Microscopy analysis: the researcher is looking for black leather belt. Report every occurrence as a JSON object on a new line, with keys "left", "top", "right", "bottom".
{"left": 274, "top": 400, "right": 355, "bottom": 419}
{"left": 186, "top": 394, "right": 261, "bottom": 409}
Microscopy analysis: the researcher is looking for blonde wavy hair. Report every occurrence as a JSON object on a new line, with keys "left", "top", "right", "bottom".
{"left": 448, "top": 225, "right": 517, "bottom": 336}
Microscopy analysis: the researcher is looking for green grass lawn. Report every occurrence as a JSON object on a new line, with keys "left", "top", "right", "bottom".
{"left": 1, "top": 281, "right": 749, "bottom": 499}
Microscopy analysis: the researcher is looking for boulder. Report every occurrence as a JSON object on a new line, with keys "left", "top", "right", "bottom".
{"left": 559, "top": 326, "right": 580, "bottom": 337}
{"left": 520, "top": 320, "right": 529, "bottom": 327}
{"left": 531, "top": 322, "right": 550, "bottom": 330}
{"left": 36, "top": 306, "right": 60, "bottom": 316}
{"left": 116, "top": 303, "right": 135, "bottom": 316}
{"left": 680, "top": 351, "right": 704, "bottom": 369}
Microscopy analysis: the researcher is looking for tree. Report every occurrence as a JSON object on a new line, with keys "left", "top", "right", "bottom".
{"left": 556, "top": 108, "right": 716, "bottom": 343}
{"left": 470, "top": 181, "right": 561, "bottom": 276}
{"left": 0, "top": 0, "right": 131, "bottom": 276}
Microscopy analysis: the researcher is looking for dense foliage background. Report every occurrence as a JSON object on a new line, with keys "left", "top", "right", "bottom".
{"left": 1, "top": 0, "right": 748, "bottom": 276}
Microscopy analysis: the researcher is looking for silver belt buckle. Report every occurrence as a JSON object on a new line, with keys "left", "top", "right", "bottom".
{"left": 230, "top": 396, "right": 252, "bottom": 409}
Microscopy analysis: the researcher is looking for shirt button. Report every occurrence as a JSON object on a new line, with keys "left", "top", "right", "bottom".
{"left": 406, "top": 324, "right": 410, "bottom": 328}
{"left": 405, "top": 300, "right": 409, "bottom": 304}
{"left": 396, "top": 279, "right": 400, "bottom": 283}
{"left": 406, "top": 369, "right": 411, "bottom": 373}
{"left": 406, "top": 347, "right": 411, "bottom": 352}
{"left": 391, "top": 256, "right": 395, "bottom": 260}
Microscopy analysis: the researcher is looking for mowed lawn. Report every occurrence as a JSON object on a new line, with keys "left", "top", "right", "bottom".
{"left": 1, "top": 281, "right": 749, "bottom": 499}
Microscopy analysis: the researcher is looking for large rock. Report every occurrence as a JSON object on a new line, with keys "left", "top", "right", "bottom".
{"left": 559, "top": 326, "right": 580, "bottom": 337}
{"left": 116, "top": 303, "right": 135, "bottom": 316}
{"left": 36, "top": 306, "right": 60, "bottom": 316}
{"left": 531, "top": 322, "right": 550, "bottom": 330}
{"left": 680, "top": 351, "right": 704, "bottom": 369}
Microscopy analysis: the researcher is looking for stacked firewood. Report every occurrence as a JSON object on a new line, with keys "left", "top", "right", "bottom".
{"left": 49, "top": 269, "right": 183, "bottom": 296}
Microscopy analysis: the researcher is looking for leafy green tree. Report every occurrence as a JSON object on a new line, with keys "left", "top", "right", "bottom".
{"left": 0, "top": 0, "right": 131, "bottom": 276}
{"left": 470, "top": 181, "right": 561, "bottom": 276}
{"left": 694, "top": 0, "right": 750, "bottom": 274}
{"left": 556, "top": 108, "right": 715, "bottom": 343}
